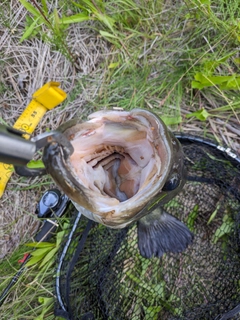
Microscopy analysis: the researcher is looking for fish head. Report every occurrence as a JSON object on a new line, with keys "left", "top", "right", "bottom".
{"left": 43, "top": 109, "right": 186, "bottom": 228}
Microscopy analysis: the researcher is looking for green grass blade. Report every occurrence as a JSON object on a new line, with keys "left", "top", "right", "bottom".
{"left": 41, "top": 0, "right": 48, "bottom": 15}
{"left": 60, "top": 13, "right": 92, "bottom": 25}
{"left": 99, "top": 30, "right": 118, "bottom": 39}
{"left": 19, "top": 17, "right": 41, "bottom": 42}
{"left": 19, "top": 0, "right": 42, "bottom": 18}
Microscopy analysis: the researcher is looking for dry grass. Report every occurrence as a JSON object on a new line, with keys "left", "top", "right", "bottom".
{"left": 0, "top": 1, "right": 111, "bottom": 258}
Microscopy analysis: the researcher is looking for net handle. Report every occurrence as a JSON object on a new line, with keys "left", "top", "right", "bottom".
{"left": 55, "top": 210, "right": 82, "bottom": 316}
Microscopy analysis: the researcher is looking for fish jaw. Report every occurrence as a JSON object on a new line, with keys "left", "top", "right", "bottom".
{"left": 43, "top": 109, "right": 185, "bottom": 228}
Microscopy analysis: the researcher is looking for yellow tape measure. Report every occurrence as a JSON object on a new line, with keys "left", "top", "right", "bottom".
{"left": 0, "top": 82, "right": 67, "bottom": 198}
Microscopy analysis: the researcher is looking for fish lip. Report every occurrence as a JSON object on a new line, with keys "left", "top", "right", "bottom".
{"left": 43, "top": 141, "right": 93, "bottom": 211}
{"left": 43, "top": 108, "right": 184, "bottom": 226}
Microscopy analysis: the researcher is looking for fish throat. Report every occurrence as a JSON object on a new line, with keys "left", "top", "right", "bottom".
{"left": 83, "top": 143, "right": 143, "bottom": 202}
{"left": 68, "top": 110, "right": 171, "bottom": 211}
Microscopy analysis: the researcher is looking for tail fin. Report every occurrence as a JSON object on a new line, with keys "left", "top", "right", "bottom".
{"left": 137, "top": 208, "right": 193, "bottom": 258}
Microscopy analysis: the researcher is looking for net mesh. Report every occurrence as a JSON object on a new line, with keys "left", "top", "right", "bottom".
{"left": 55, "top": 135, "right": 240, "bottom": 320}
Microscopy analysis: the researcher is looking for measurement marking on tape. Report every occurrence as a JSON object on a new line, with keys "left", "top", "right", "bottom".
{"left": 0, "top": 82, "right": 67, "bottom": 197}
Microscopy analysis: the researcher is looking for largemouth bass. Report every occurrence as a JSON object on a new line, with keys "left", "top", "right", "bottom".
{"left": 43, "top": 109, "right": 193, "bottom": 258}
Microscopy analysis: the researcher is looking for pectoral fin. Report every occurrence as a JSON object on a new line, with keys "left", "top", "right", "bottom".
{"left": 137, "top": 208, "right": 193, "bottom": 258}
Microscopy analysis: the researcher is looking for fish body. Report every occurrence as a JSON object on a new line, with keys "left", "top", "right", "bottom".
{"left": 43, "top": 109, "right": 193, "bottom": 258}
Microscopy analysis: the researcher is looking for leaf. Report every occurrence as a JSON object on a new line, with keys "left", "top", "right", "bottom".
{"left": 25, "top": 254, "right": 44, "bottom": 266}
{"left": 186, "top": 108, "right": 210, "bottom": 121}
{"left": 38, "top": 296, "right": 54, "bottom": 305}
{"left": 53, "top": 8, "right": 60, "bottom": 32}
{"left": 187, "top": 204, "right": 198, "bottom": 232}
{"left": 140, "top": 259, "right": 151, "bottom": 277}
{"left": 212, "top": 215, "right": 234, "bottom": 244}
{"left": 234, "top": 58, "right": 240, "bottom": 64}
{"left": 203, "top": 52, "right": 236, "bottom": 73}
{"left": 99, "top": 30, "right": 118, "bottom": 39}
{"left": 210, "top": 101, "right": 240, "bottom": 113}
{"left": 35, "top": 297, "right": 54, "bottom": 320}
{"left": 96, "top": 13, "right": 116, "bottom": 31}
{"left": 108, "top": 62, "right": 120, "bottom": 69}
{"left": 200, "top": 0, "right": 211, "bottom": 4}
{"left": 20, "top": 17, "right": 40, "bottom": 43}
{"left": 56, "top": 230, "right": 66, "bottom": 247}
{"left": 205, "top": 152, "right": 232, "bottom": 165}
{"left": 25, "top": 247, "right": 54, "bottom": 266}
{"left": 78, "top": 0, "right": 97, "bottom": 13}
{"left": 70, "top": 0, "right": 90, "bottom": 12}
{"left": 41, "top": 0, "right": 48, "bottom": 15}
{"left": 160, "top": 116, "right": 182, "bottom": 125}
{"left": 126, "top": 271, "right": 141, "bottom": 284}
{"left": 39, "top": 247, "right": 58, "bottom": 268}
{"left": 143, "top": 305, "right": 161, "bottom": 320}
{"left": 19, "top": 0, "right": 42, "bottom": 18}
{"left": 60, "top": 13, "right": 91, "bottom": 25}
{"left": 152, "top": 282, "right": 165, "bottom": 299}
{"left": 222, "top": 77, "right": 240, "bottom": 90}
{"left": 207, "top": 204, "right": 221, "bottom": 224}
{"left": 192, "top": 72, "right": 240, "bottom": 90}
{"left": 25, "top": 242, "right": 55, "bottom": 248}
{"left": 27, "top": 160, "right": 45, "bottom": 169}
{"left": 30, "top": 247, "right": 53, "bottom": 257}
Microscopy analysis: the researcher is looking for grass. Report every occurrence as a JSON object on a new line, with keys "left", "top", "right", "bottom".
{"left": 0, "top": 210, "right": 72, "bottom": 320}
{"left": 0, "top": 240, "right": 56, "bottom": 319}
{"left": 0, "top": 0, "right": 239, "bottom": 318}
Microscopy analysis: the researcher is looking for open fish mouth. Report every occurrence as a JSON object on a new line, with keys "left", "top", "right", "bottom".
{"left": 43, "top": 109, "right": 185, "bottom": 228}
{"left": 43, "top": 108, "right": 193, "bottom": 259}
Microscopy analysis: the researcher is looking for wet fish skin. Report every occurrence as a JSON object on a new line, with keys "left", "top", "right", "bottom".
{"left": 43, "top": 109, "right": 193, "bottom": 258}
{"left": 43, "top": 109, "right": 184, "bottom": 225}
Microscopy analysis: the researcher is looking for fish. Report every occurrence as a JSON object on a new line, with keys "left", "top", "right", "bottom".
{"left": 42, "top": 108, "right": 193, "bottom": 258}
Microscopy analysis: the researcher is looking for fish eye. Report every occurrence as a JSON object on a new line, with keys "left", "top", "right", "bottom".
{"left": 162, "top": 173, "right": 181, "bottom": 191}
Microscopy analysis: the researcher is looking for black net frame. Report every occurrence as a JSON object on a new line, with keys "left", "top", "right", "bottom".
{"left": 54, "top": 134, "right": 240, "bottom": 320}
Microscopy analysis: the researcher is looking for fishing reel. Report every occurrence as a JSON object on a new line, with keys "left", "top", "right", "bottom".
{"left": 35, "top": 189, "right": 70, "bottom": 242}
